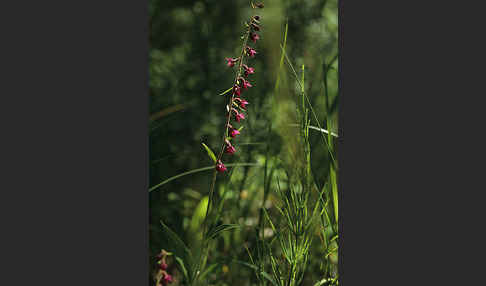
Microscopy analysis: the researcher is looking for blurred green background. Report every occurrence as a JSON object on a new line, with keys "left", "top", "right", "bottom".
{"left": 149, "top": 0, "right": 338, "bottom": 284}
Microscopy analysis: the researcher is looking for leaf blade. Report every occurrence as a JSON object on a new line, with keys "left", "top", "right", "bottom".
{"left": 202, "top": 143, "right": 217, "bottom": 163}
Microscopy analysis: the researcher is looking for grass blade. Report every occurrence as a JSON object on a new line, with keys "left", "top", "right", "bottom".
{"left": 148, "top": 163, "right": 261, "bottom": 192}
{"left": 206, "top": 224, "right": 240, "bottom": 241}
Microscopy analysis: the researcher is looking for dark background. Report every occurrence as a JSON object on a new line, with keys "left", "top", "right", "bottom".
{"left": 149, "top": 0, "right": 338, "bottom": 197}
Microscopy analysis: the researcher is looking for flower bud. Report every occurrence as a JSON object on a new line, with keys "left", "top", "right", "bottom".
{"left": 243, "top": 64, "right": 255, "bottom": 77}
{"left": 233, "top": 85, "right": 241, "bottom": 96}
{"left": 216, "top": 160, "right": 227, "bottom": 172}
{"left": 246, "top": 47, "right": 257, "bottom": 57}
{"left": 225, "top": 144, "right": 236, "bottom": 155}
{"left": 230, "top": 129, "right": 240, "bottom": 138}
{"left": 250, "top": 32, "right": 260, "bottom": 43}
{"left": 239, "top": 99, "right": 249, "bottom": 109}
{"left": 163, "top": 273, "right": 173, "bottom": 284}
{"left": 225, "top": 57, "right": 238, "bottom": 67}
{"left": 239, "top": 77, "right": 252, "bottom": 89}
{"left": 235, "top": 112, "right": 245, "bottom": 122}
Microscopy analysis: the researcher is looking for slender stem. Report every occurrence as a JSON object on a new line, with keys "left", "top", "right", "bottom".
{"left": 203, "top": 24, "right": 251, "bottom": 237}
{"left": 148, "top": 163, "right": 260, "bottom": 192}
{"left": 197, "top": 20, "right": 253, "bottom": 283}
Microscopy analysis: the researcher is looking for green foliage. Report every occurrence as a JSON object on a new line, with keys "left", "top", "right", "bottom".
{"left": 202, "top": 143, "right": 217, "bottom": 163}
{"left": 150, "top": 0, "right": 338, "bottom": 285}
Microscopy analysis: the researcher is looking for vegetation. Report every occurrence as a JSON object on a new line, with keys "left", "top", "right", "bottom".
{"left": 149, "top": 1, "right": 338, "bottom": 285}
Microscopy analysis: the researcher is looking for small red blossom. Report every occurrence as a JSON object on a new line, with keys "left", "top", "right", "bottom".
{"left": 230, "top": 129, "right": 240, "bottom": 137}
{"left": 239, "top": 99, "right": 249, "bottom": 109}
{"left": 216, "top": 160, "right": 227, "bottom": 172}
{"left": 241, "top": 78, "right": 252, "bottom": 89}
{"left": 225, "top": 57, "right": 238, "bottom": 67}
{"left": 233, "top": 85, "right": 241, "bottom": 96}
{"left": 243, "top": 64, "right": 255, "bottom": 77}
{"left": 162, "top": 273, "right": 173, "bottom": 284}
{"left": 247, "top": 47, "right": 257, "bottom": 57}
{"left": 160, "top": 262, "right": 168, "bottom": 270}
{"left": 225, "top": 144, "right": 236, "bottom": 154}
{"left": 235, "top": 112, "right": 245, "bottom": 122}
{"left": 250, "top": 32, "right": 260, "bottom": 43}
{"left": 239, "top": 77, "right": 252, "bottom": 89}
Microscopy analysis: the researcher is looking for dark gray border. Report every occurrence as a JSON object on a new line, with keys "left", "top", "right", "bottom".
{"left": 0, "top": 1, "right": 149, "bottom": 284}
{"left": 338, "top": 0, "right": 484, "bottom": 284}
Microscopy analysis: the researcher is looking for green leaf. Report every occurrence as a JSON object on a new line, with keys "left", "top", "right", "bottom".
{"left": 174, "top": 256, "right": 189, "bottom": 282}
{"left": 313, "top": 278, "right": 331, "bottom": 286}
{"left": 187, "top": 196, "right": 208, "bottom": 252}
{"left": 148, "top": 163, "right": 261, "bottom": 192}
{"left": 198, "top": 262, "right": 220, "bottom": 281}
{"left": 202, "top": 143, "right": 217, "bottom": 163}
{"left": 279, "top": 44, "right": 338, "bottom": 169}
{"left": 206, "top": 224, "right": 240, "bottom": 241}
{"left": 330, "top": 166, "right": 338, "bottom": 223}
{"left": 219, "top": 86, "right": 233, "bottom": 96}
{"left": 160, "top": 220, "right": 194, "bottom": 282}
{"left": 232, "top": 260, "right": 278, "bottom": 286}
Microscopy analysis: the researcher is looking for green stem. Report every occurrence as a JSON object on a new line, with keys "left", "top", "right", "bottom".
{"left": 197, "top": 18, "right": 253, "bottom": 284}
{"left": 148, "top": 163, "right": 259, "bottom": 192}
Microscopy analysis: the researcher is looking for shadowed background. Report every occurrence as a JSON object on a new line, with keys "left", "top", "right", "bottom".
{"left": 149, "top": 0, "right": 338, "bottom": 284}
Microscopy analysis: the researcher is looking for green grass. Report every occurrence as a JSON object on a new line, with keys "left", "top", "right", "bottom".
{"left": 149, "top": 1, "right": 338, "bottom": 285}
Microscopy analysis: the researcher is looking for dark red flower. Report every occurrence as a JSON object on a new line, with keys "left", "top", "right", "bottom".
{"left": 225, "top": 57, "right": 238, "bottom": 67}
{"left": 163, "top": 273, "right": 173, "bottom": 284}
{"left": 239, "top": 99, "right": 249, "bottom": 109}
{"left": 233, "top": 85, "right": 241, "bottom": 96}
{"left": 243, "top": 64, "right": 255, "bottom": 77}
{"left": 235, "top": 112, "right": 245, "bottom": 122}
{"left": 239, "top": 78, "right": 252, "bottom": 89}
{"left": 216, "top": 160, "right": 227, "bottom": 172}
{"left": 243, "top": 80, "right": 252, "bottom": 89}
{"left": 247, "top": 47, "right": 257, "bottom": 57}
{"left": 160, "top": 262, "right": 168, "bottom": 270}
{"left": 225, "top": 144, "right": 236, "bottom": 154}
{"left": 250, "top": 32, "right": 260, "bottom": 43}
{"left": 230, "top": 129, "right": 240, "bottom": 138}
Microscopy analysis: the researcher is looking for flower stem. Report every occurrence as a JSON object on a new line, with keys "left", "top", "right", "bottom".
{"left": 197, "top": 20, "right": 253, "bottom": 283}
